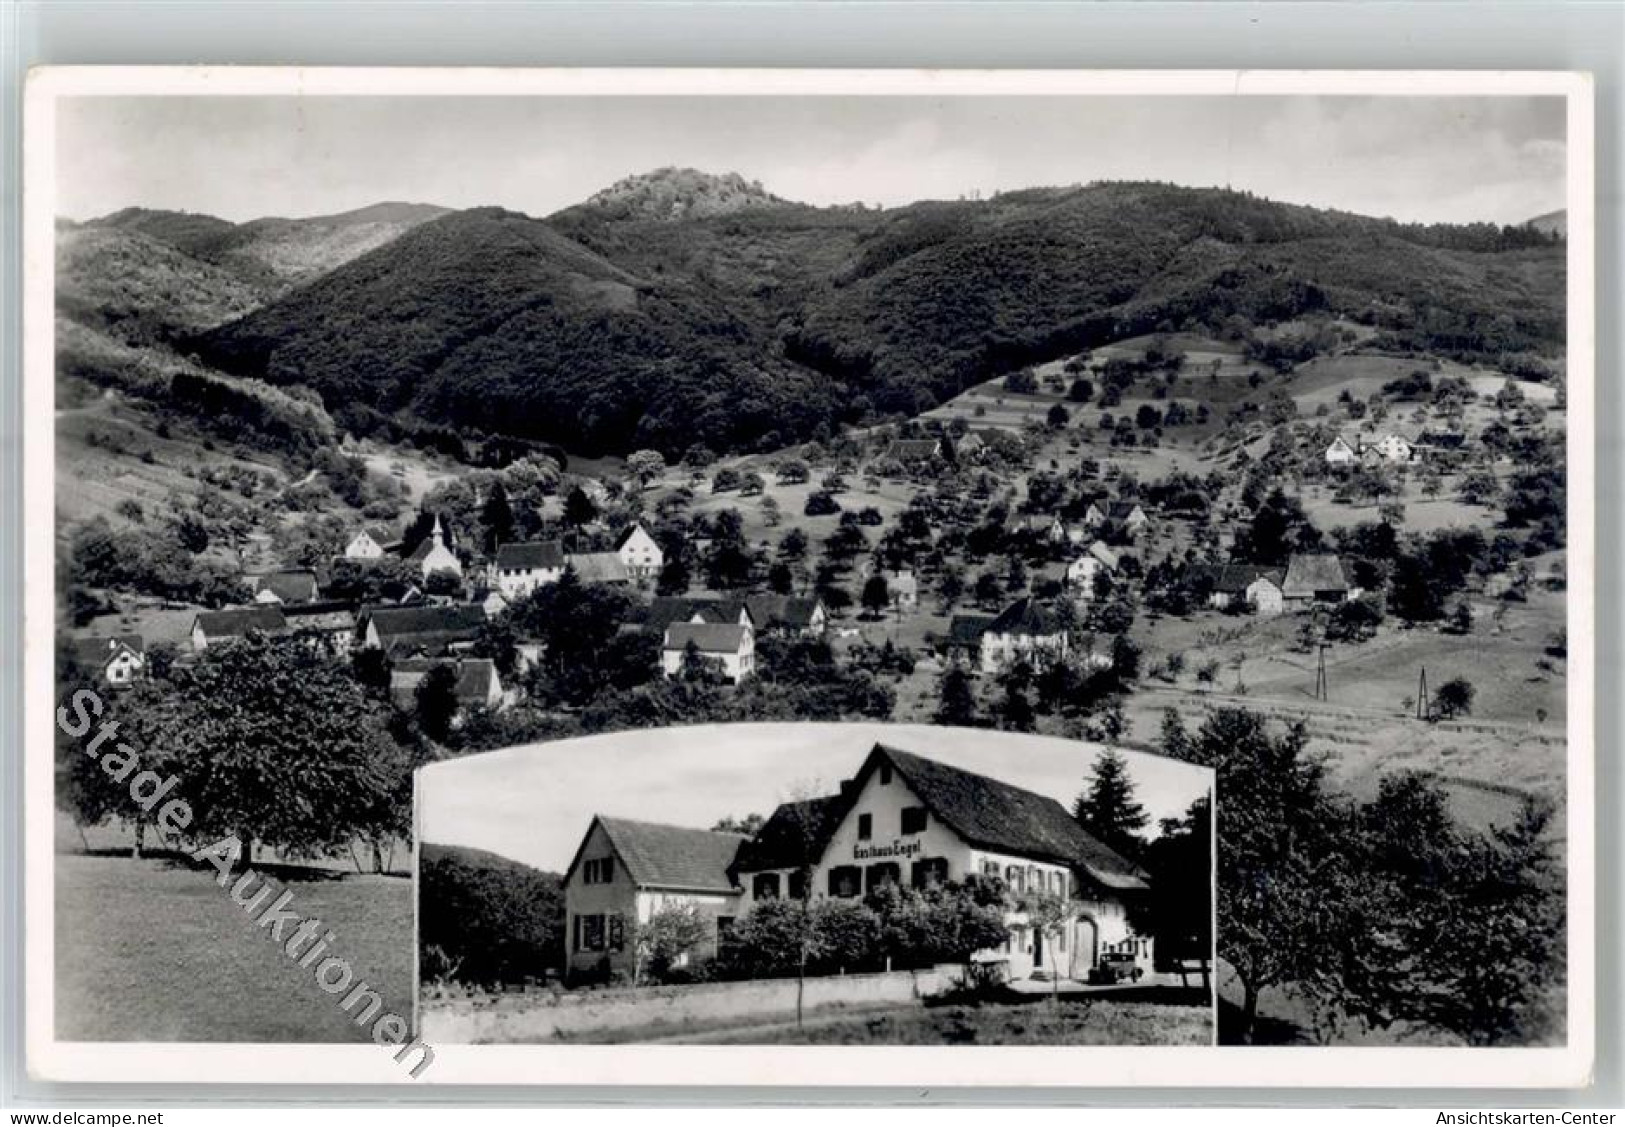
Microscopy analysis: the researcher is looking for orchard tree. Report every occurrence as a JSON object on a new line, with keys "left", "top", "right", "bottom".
{"left": 1189, "top": 708, "right": 1367, "bottom": 1044}
{"left": 626, "top": 449, "right": 667, "bottom": 490}
{"left": 563, "top": 485, "right": 598, "bottom": 529}
{"left": 120, "top": 634, "right": 414, "bottom": 864}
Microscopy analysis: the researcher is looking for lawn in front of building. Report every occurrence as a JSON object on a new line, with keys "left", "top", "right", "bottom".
{"left": 697, "top": 993, "right": 1213, "bottom": 1045}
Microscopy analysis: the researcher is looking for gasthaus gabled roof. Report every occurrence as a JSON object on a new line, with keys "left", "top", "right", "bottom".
{"left": 731, "top": 796, "right": 848, "bottom": 873}
{"left": 868, "top": 745, "right": 1149, "bottom": 891}
{"left": 575, "top": 816, "right": 748, "bottom": 894}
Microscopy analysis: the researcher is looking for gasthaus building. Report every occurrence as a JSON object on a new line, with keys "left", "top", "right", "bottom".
{"left": 562, "top": 743, "right": 1153, "bottom": 982}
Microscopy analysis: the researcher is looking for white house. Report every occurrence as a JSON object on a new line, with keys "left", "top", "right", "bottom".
{"left": 1066, "top": 541, "right": 1119, "bottom": 597}
{"left": 562, "top": 817, "right": 750, "bottom": 980}
{"left": 1324, "top": 435, "right": 1359, "bottom": 466}
{"left": 493, "top": 540, "right": 566, "bottom": 599}
{"left": 614, "top": 524, "right": 664, "bottom": 583}
{"left": 72, "top": 634, "right": 146, "bottom": 687}
{"left": 343, "top": 526, "right": 397, "bottom": 561}
{"left": 1105, "top": 501, "right": 1149, "bottom": 535}
{"left": 977, "top": 597, "right": 1070, "bottom": 674}
{"left": 885, "top": 569, "right": 919, "bottom": 613}
{"left": 662, "top": 621, "right": 756, "bottom": 683}
{"left": 1373, "top": 433, "right": 1415, "bottom": 464}
{"left": 246, "top": 568, "right": 320, "bottom": 605}
{"left": 1245, "top": 572, "right": 1287, "bottom": 616}
{"left": 559, "top": 744, "right": 1155, "bottom": 985}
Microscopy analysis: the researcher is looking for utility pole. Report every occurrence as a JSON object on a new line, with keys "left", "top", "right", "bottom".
{"left": 1416, "top": 666, "right": 1429, "bottom": 720}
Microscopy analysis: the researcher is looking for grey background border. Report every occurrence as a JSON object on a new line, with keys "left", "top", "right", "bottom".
{"left": 1, "top": 0, "right": 1620, "bottom": 1110}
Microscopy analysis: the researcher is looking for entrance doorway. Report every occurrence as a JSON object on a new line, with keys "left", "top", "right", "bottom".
{"left": 1071, "top": 916, "right": 1098, "bottom": 979}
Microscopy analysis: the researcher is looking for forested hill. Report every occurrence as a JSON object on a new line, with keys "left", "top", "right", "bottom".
{"left": 187, "top": 178, "right": 1567, "bottom": 458}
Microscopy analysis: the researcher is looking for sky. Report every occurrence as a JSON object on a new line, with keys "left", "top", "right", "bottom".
{"left": 56, "top": 94, "right": 1565, "bottom": 226}
{"left": 418, "top": 722, "right": 1213, "bottom": 874}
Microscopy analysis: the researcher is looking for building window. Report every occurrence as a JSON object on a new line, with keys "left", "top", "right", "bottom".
{"left": 911, "top": 857, "right": 949, "bottom": 889}
{"left": 582, "top": 914, "right": 605, "bottom": 951}
{"left": 865, "top": 863, "right": 901, "bottom": 894}
{"left": 716, "top": 916, "right": 735, "bottom": 945}
{"left": 981, "top": 858, "right": 1001, "bottom": 877}
{"left": 828, "top": 866, "right": 861, "bottom": 898}
{"left": 608, "top": 914, "right": 625, "bottom": 951}
{"left": 753, "top": 872, "right": 781, "bottom": 900}
{"left": 900, "top": 806, "right": 927, "bottom": 835}
{"left": 1050, "top": 871, "right": 1064, "bottom": 895}
{"left": 879, "top": 762, "right": 892, "bottom": 785}
{"left": 583, "top": 857, "right": 616, "bottom": 885}
{"left": 788, "top": 870, "right": 807, "bottom": 900}
{"left": 857, "top": 813, "right": 873, "bottom": 840}
{"left": 1005, "top": 864, "right": 1023, "bottom": 892}
{"left": 571, "top": 914, "right": 581, "bottom": 952}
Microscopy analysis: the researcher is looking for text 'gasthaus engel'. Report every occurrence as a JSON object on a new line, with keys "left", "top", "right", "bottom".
{"left": 56, "top": 687, "right": 435, "bottom": 1078}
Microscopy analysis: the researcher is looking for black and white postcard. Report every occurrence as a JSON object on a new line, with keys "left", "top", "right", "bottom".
{"left": 22, "top": 68, "right": 1594, "bottom": 1089}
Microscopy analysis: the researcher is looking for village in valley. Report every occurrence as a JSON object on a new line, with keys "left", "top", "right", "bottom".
{"left": 52, "top": 160, "right": 1569, "bottom": 1047}
{"left": 66, "top": 327, "right": 1567, "bottom": 808}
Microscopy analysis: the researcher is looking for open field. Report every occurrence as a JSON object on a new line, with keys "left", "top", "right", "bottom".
{"left": 54, "top": 850, "right": 413, "bottom": 1042}
{"left": 55, "top": 391, "right": 290, "bottom": 533}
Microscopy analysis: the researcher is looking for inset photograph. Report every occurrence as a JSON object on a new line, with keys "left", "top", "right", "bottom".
{"left": 416, "top": 722, "right": 1215, "bottom": 1046}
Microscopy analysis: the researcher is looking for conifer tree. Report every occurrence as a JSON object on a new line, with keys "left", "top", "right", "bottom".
{"left": 1073, "top": 748, "right": 1149, "bottom": 856}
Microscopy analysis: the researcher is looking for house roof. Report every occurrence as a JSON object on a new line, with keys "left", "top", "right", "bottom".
{"left": 947, "top": 614, "right": 996, "bottom": 645}
{"left": 194, "top": 606, "right": 288, "bottom": 639}
{"left": 362, "top": 603, "right": 486, "bottom": 639}
{"left": 732, "top": 796, "right": 847, "bottom": 873}
{"left": 1086, "top": 541, "right": 1119, "bottom": 568}
{"left": 743, "top": 594, "right": 823, "bottom": 629}
{"left": 1186, "top": 563, "right": 1281, "bottom": 595}
{"left": 1282, "top": 553, "right": 1350, "bottom": 596}
{"left": 1415, "top": 430, "right": 1467, "bottom": 449}
{"left": 613, "top": 523, "right": 655, "bottom": 550}
{"left": 590, "top": 816, "right": 747, "bottom": 894}
{"left": 887, "top": 438, "right": 941, "bottom": 461}
{"left": 568, "top": 552, "right": 629, "bottom": 584}
{"left": 281, "top": 600, "right": 358, "bottom": 632}
{"left": 252, "top": 569, "right": 320, "bottom": 603}
{"left": 495, "top": 540, "right": 565, "bottom": 571}
{"left": 644, "top": 596, "right": 751, "bottom": 634}
{"left": 987, "top": 597, "right": 1068, "bottom": 637}
{"left": 869, "top": 746, "right": 1148, "bottom": 889}
{"left": 72, "top": 634, "right": 144, "bottom": 667}
{"left": 664, "top": 622, "right": 751, "bottom": 654}
{"left": 1106, "top": 501, "right": 1144, "bottom": 520}
{"left": 390, "top": 657, "right": 499, "bottom": 707}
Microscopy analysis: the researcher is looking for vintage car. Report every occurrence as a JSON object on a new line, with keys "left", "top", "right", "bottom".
{"left": 1087, "top": 951, "right": 1145, "bottom": 984}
